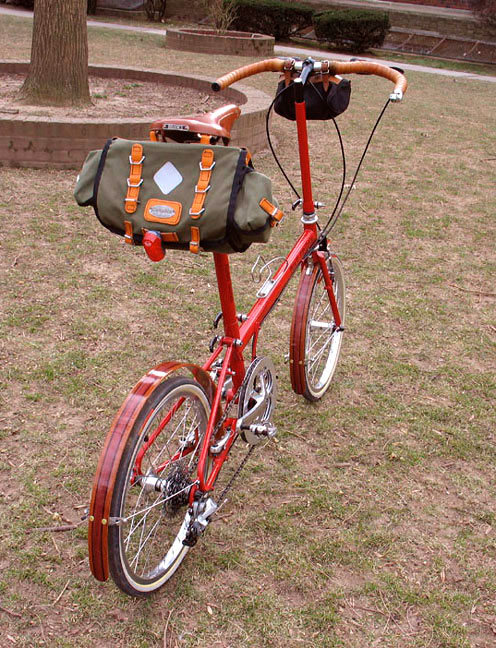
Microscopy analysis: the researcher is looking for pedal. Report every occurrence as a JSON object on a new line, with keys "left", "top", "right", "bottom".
{"left": 241, "top": 422, "right": 277, "bottom": 445}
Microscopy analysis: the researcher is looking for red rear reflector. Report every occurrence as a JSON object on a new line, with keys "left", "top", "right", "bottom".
{"left": 143, "top": 230, "right": 165, "bottom": 262}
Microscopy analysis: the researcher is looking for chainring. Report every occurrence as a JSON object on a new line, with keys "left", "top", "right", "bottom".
{"left": 237, "top": 356, "right": 277, "bottom": 445}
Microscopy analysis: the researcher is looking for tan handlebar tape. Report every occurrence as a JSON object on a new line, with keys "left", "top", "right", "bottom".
{"left": 212, "top": 58, "right": 407, "bottom": 97}
{"left": 212, "top": 58, "right": 285, "bottom": 91}
{"left": 329, "top": 61, "right": 408, "bottom": 95}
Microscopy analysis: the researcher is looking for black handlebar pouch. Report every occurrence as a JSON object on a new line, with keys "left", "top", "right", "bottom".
{"left": 274, "top": 78, "right": 351, "bottom": 121}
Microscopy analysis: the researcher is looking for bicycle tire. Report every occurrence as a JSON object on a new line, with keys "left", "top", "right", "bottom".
{"left": 290, "top": 254, "right": 346, "bottom": 401}
{"left": 105, "top": 375, "right": 212, "bottom": 596}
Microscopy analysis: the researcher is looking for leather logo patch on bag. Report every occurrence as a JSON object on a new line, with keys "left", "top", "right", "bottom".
{"left": 144, "top": 199, "right": 182, "bottom": 225}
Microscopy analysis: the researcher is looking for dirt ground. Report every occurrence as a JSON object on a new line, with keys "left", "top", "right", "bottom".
{"left": 0, "top": 72, "right": 226, "bottom": 118}
{"left": 1, "top": 13, "right": 495, "bottom": 648}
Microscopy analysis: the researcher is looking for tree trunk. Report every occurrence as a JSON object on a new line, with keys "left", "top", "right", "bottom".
{"left": 19, "top": 0, "right": 91, "bottom": 106}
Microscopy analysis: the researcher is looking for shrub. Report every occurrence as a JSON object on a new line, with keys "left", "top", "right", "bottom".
{"left": 313, "top": 9, "right": 390, "bottom": 53}
{"left": 229, "top": 0, "right": 314, "bottom": 40}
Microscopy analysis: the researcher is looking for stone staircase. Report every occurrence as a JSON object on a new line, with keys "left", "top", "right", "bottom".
{"left": 382, "top": 28, "right": 496, "bottom": 64}
{"left": 301, "top": 0, "right": 496, "bottom": 64}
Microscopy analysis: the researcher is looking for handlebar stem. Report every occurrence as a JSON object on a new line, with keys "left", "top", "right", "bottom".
{"left": 299, "top": 58, "right": 315, "bottom": 87}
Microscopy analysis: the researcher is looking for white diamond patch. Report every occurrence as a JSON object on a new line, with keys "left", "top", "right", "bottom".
{"left": 153, "top": 162, "right": 183, "bottom": 195}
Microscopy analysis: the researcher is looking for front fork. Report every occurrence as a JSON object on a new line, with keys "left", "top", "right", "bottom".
{"left": 312, "top": 249, "right": 343, "bottom": 329}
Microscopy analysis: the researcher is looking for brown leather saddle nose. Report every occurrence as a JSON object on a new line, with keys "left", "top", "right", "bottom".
{"left": 150, "top": 104, "right": 241, "bottom": 145}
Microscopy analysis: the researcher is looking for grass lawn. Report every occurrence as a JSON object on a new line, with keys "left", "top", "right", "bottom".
{"left": 0, "top": 13, "right": 495, "bottom": 648}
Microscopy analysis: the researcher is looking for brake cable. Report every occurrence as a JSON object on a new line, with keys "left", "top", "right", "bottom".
{"left": 320, "top": 98, "right": 391, "bottom": 240}
{"left": 265, "top": 83, "right": 301, "bottom": 200}
{"left": 265, "top": 78, "right": 392, "bottom": 240}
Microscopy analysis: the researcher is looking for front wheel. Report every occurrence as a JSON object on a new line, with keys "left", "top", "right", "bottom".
{"left": 107, "top": 376, "right": 211, "bottom": 596}
{"left": 290, "top": 254, "right": 346, "bottom": 401}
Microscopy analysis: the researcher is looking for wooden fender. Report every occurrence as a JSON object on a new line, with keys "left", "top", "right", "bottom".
{"left": 289, "top": 263, "right": 313, "bottom": 395}
{"left": 88, "top": 361, "right": 216, "bottom": 582}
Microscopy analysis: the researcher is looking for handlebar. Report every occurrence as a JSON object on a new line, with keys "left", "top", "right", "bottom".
{"left": 212, "top": 57, "right": 408, "bottom": 102}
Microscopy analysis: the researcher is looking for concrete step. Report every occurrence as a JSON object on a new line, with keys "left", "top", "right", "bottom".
{"left": 382, "top": 28, "right": 496, "bottom": 64}
{"left": 306, "top": 0, "right": 493, "bottom": 40}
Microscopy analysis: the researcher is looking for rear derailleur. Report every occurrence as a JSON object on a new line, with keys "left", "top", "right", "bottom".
{"left": 183, "top": 492, "right": 218, "bottom": 547}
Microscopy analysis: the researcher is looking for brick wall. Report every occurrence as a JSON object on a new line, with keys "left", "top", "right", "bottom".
{"left": 0, "top": 62, "right": 272, "bottom": 169}
{"left": 166, "top": 28, "right": 274, "bottom": 57}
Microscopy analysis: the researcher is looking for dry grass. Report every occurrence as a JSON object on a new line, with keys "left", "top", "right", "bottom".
{"left": 0, "top": 13, "right": 495, "bottom": 648}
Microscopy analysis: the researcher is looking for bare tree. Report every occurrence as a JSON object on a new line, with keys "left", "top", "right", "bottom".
{"left": 19, "top": 0, "right": 91, "bottom": 106}
{"left": 145, "top": 0, "right": 167, "bottom": 22}
{"left": 208, "top": 0, "right": 237, "bottom": 32}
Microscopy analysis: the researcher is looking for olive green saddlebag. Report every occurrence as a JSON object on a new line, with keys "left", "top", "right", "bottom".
{"left": 74, "top": 138, "right": 283, "bottom": 254}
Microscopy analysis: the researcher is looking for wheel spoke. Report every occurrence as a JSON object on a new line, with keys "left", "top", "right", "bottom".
{"left": 108, "top": 377, "right": 211, "bottom": 595}
{"left": 290, "top": 256, "right": 345, "bottom": 401}
{"left": 130, "top": 512, "right": 163, "bottom": 572}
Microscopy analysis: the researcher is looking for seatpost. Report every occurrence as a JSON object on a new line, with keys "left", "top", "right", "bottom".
{"left": 293, "top": 58, "right": 316, "bottom": 222}
{"left": 212, "top": 252, "right": 245, "bottom": 390}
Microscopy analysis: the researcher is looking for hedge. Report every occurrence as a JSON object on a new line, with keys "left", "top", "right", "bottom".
{"left": 313, "top": 9, "right": 390, "bottom": 53}
{"left": 228, "top": 0, "right": 314, "bottom": 40}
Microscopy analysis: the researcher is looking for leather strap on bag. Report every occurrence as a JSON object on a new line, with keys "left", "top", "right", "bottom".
{"left": 321, "top": 60, "right": 330, "bottom": 92}
{"left": 125, "top": 143, "right": 145, "bottom": 214}
{"left": 189, "top": 149, "right": 215, "bottom": 219}
{"left": 190, "top": 226, "right": 200, "bottom": 254}
{"left": 260, "top": 198, "right": 284, "bottom": 227}
{"left": 123, "top": 220, "right": 134, "bottom": 245}
{"left": 142, "top": 228, "right": 179, "bottom": 244}
{"left": 283, "top": 59, "right": 293, "bottom": 87}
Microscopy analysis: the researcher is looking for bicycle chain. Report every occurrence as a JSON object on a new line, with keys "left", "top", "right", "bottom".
{"left": 215, "top": 444, "right": 255, "bottom": 510}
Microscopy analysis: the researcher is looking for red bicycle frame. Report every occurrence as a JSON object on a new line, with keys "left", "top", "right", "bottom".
{"left": 87, "top": 55, "right": 408, "bottom": 593}
{"left": 191, "top": 88, "right": 343, "bottom": 500}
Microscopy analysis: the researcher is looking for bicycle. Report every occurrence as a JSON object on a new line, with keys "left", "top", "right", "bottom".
{"left": 86, "top": 56, "right": 407, "bottom": 596}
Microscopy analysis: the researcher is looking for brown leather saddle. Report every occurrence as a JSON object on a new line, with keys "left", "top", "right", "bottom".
{"left": 150, "top": 104, "right": 241, "bottom": 146}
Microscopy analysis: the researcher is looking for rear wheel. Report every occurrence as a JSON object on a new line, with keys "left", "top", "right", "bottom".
{"left": 107, "top": 376, "right": 211, "bottom": 596}
{"left": 290, "top": 254, "right": 345, "bottom": 401}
